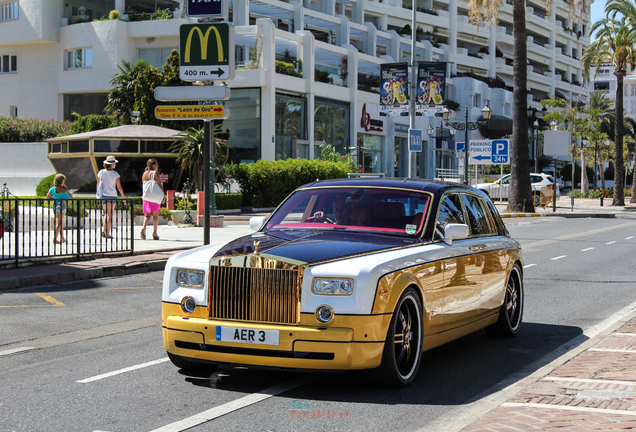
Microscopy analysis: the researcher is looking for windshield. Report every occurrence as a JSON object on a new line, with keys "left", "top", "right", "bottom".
{"left": 264, "top": 187, "right": 432, "bottom": 236}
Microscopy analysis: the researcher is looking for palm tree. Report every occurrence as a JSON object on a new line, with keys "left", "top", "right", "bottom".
{"left": 581, "top": 15, "right": 636, "bottom": 205}
{"left": 105, "top": 59, "right": 150, "bottom": 124}
{"left": 585, "top": 90, "right": 614, "bottom": 191}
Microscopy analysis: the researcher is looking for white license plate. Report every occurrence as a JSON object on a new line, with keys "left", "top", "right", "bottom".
{"left": 215, "top": 326, "right": 280, "bottom": 346}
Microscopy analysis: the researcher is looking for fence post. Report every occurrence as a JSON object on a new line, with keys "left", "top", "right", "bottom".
{"left": 130, "top": 199, "right": 134, "bottom": 256}
{"left": 14, "top": 199, "right": 19, "bottom": 268}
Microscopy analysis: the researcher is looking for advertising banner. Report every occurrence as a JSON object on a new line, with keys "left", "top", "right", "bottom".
{"left": 380, "top": 63, "right": 409, "bottom": 117}
{"left": 416, "top": 62, "right": 446, "bottom": 116}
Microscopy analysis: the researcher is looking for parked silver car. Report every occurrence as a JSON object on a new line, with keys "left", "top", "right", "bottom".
{"left": 475, "top": 173, "right": 560, "bottom": 206}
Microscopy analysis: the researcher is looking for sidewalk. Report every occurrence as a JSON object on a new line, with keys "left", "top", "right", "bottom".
{"left": 494, "top": 196, "right": 636, "bottom": 218}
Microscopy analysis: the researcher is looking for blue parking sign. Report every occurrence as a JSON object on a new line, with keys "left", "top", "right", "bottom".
{"left": 491, "top": 139, "right": 509, "bottom": 164}
{"left": 186, "top": 0, "right": 227, "bottom": 18}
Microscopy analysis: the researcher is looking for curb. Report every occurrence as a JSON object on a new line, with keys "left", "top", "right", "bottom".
{"left": 500, "top": 212, "right": 624, "bottom": 219}
{"left": 0, "top": 258, "right": 169, "bottom": 291}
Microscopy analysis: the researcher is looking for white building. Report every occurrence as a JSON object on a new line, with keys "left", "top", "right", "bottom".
{"left": 0, "top": 0, "right": 590, "bottom": 182}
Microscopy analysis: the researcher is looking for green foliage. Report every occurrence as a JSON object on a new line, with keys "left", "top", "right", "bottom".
{"left": 215, "top": 193, "right": 242, "bottom": 210}
{"left": 315, "top": 69, "right": 333, "bottom": 83}
{"left": 105, "top": 59, "right": 152, "bottom": 125}
{"left": 317, "top": 143, "right": 359, "bottom": 171}
{"left": 152, "top": 9, "right": 173, "bottom": 20}
{"left": 36, "top": 174, "right": 56, "bottom": 197}
{"left": 230, "top": 159, "right": 352, "bottom": 207}
{"left": 275, "top": 61, "right": 302, "bottom": 77}
{"left": 134, "top": 205, "right": 144, "bottom": 216}
{"left": 108, "top": 9, "right": 119, "bottom": 19}
{"left": 0, "top": 116, "right": 72, "bottom": 142}
{"left": 444, "top": 99, "right": 460, "bottom": 112}
{"left": 561, "top": 163, "right": 595, "bottom": 183}
{"left": 159, "top": 207, "right": 172, "bottom": 218}
{"left": 67, "top": 113, "right": 117, "bottom": 135}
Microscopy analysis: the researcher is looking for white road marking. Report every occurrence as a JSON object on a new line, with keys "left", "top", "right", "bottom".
{"left": 606, "top": 241, "right": 617, "bottom": 245}
{"left": 523, "top": 264, "right": 537, "bottom": 269}
{"left": 149, "top": 374, "right": 325, "bottom": 432}
{"left": 581, "top": 247, "right": 594, "bottom": 252}
{"left": 543, "top": 376, "right": 636, "bottom": 386}
{"left": 77, "top": 358, "right": 169, "bottom": 383}
{"left": 0, "top": 347, "right": 36, "bottom": 357}
{"left": 626, "top": 236, "right": 635, "bottom": 240}
{"left": 501, "top": 402, "right": 636, "bottom": 416}
{"left": 550, "top": 255, "right": 567, "bottom": 260}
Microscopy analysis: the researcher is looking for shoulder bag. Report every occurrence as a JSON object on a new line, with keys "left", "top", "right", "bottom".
{"left": 96, "top": 171, "right": 104, "bottom": 199}
{"left": 143, "top": 171, "right": 164, "bottom": 204}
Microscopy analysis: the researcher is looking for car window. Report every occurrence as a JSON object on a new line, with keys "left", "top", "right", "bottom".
{"left": 500, "top": 175, "right": 510, "bottom": 185}
{"left": 546, "top": 176, "right": 554, "bottom": 183}
{"left": 460, "top": 194, "right": 495, "bottom": 236}
{"left": 530, "top": 175, "right": 543, "bottom": 183}
{"left": 435, "top": 194, "right": 465, "bottom": 240}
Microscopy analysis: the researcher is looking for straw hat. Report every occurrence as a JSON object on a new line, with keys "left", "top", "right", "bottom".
{"left": 104, "top": 155, "right": 118, "bottom": 165}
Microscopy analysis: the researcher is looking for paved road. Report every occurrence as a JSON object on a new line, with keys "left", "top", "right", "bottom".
{"left": 0, "top": 216, "right": 635, "bottom": 431}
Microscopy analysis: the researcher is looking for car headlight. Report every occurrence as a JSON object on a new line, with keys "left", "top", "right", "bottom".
{"left": 312, "top": 278, "right": 353, "bottom": 295}
{"left": 176, "top": 269, "right": 205, "bottom": 287}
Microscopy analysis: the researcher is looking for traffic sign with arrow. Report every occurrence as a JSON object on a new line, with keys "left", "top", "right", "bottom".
{"left": 179, "top": 23, "right": 235, "bottom": 82}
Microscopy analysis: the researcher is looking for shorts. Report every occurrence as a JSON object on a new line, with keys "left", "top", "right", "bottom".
{"left": 101, "top": 195, "right": 117, "bottom": 205}
{"left": 143, "top": 200, "right": 161, "bottom": 214}
{"left": 54, "top": 201, "right": 67, "bottom": 214}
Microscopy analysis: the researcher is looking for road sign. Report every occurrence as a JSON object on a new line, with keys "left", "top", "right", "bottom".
{"left": 409, "top": 128, "right": 422, "bottom": 152}
{"left": 186, "top": 0, "right": 228, "bottom": 18}
{"left": 154, "top": 86, "right": 231, "bottom": 102}
{"left": 179, "top": 23, "right": 234, "bottom": 82}
{"left": 469, "top": 139, "right": 510, "bottom": 165}
{"left": 155, "top": 105, "right": 230, "bottom": 120}
{"left": 456, "top": 142, "right": 465, "bottom": 153}
{"left": 544, "top": 130, "right": 571, "bottom": 156}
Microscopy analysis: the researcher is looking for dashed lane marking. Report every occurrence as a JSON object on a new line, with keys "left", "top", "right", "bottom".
{"left": 77, "top": 358, "right": 170, "bottom": 383}
{"left": 626, "top": 236, "right": 635, "bottom": 240}
{"left": 149, "top": 374, "right": 326, "bottom": 432}
{"left": 523, "top": 264, "right": 537, "bottom": 269}
{"left": 551, "top": 255, "right": 567, "bottom": 260}
{"left": 501, "top": 401, "right": 636, "bottom": 416}
{"left": 581, "top": 247, "right": 595, "bottom": 251}
{"left": 606, "top": 241, "right": 617, "bottom": 244}
{"left": 0, "top": 347, "right": 36, "bottom": 357}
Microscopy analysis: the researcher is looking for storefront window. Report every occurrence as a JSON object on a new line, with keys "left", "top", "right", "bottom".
{"left": 224, "top": 88, "right": 261, "bottom": 164}
{"left": 314, "top": 98, "right": 349, "bottom": 154}
{"left": 275, "top": 94, "right": 305, "bottom": 159}
{"left": 357, "top": 134, "right": 383, "bottom": 174}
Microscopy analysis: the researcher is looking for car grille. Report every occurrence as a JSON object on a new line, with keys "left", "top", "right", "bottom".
{"left": 208, "top": 264, "right": 301, "bottom": 325}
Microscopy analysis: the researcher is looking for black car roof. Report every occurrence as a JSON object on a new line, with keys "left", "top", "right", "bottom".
{"left": 297, "top": 178, "right": 475, "bottom": 195}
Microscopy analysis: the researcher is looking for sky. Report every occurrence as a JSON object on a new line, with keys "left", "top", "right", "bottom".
{"left": 591, "top": 0, "right": 605, "bottom": 24}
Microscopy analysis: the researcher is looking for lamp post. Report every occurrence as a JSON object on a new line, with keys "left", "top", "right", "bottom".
{"left": 427, "top": 123, "right": 456, "bottom": 179}
{"left": 444, "top": 105, "right": 492, "bottom": 185}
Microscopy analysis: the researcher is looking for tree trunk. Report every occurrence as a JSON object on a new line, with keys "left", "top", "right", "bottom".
{"left": 614, "top": 73, "right": 625, "bottom": 205}
{"left": 600, "top": 161, "right": 606, "bottom": 190}
{"left": 632, "top": 166, "right": 636, "bottom": 203}
{"left": 507, "top": 0, "right": 533, "bottom": 212}
{"left": 581, "top": 146, "right": 589, "bottom": 194}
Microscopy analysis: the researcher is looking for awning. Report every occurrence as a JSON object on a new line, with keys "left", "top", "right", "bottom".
{"left": 555, "top": 89, "right": 574, "bottom": 100}
{"left": 497, "top": 74, "right": 514, "bottom": 88}
{"left": 479, "top": 114, "right": 513, "bottom": 139}
{"left": 496, "top": 44, "right": 514, "bottom": 59}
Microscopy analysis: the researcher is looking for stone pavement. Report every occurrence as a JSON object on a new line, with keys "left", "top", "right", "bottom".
{"left": 1, "top": 200, "right": 636, "bottom": 432}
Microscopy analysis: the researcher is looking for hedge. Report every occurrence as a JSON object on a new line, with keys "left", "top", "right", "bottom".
{"left": 0, "top": 116, "right": 72, "bottom": 142}
{"left": 215, "top": 193, "right": 242, "bottom": 210}
{"left": 230, "top": 159, "right": 353, "bottom": 207}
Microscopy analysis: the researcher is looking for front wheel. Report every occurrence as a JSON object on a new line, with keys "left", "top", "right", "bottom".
{"left": 485, "top": 263, "right": 524, "bottom": 337}
{"left": 365, "top": 288, "right": 423, "bottom": 387}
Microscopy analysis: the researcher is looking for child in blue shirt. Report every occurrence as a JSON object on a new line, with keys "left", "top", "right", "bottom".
{"left": 46, "top": 174, "right": 73, "bottom": 244}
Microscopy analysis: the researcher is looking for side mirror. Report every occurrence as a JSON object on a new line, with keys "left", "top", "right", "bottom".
{"left": 444, "top": 223, "right": 469, "bottom": 245}
{"left": 250, "top": 216, "right": 265, "bottom": 231}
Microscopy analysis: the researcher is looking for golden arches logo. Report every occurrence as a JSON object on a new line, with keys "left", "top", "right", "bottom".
{"left": 184, "top": 26, "right": 224, "bottom": 63}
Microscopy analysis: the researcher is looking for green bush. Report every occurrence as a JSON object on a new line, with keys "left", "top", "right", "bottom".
{"left": 0, "top": 116, "right": 72, "bottom": 142}
{"left": 561, "top": 163, "right": 594, "bottom": 183}
{"left": 215, "top": 193, "right": 242, "bottom": 210}
{"left": 230, "top": 159, "right": 353, "bottom": 207}
{"left": 315, "top": 69, "right": 333, "bottom": 83}
{"left": 275, "top": 61, "right": 302, "bottom": 77}
{"left": 66, "top": 113, "right": 118, "bottom": 136}
{"left": 159, "top": 207, "right": 171, "bottom": 218}
{"left": 36, "top": 174, "right": 56, "bottom": 197}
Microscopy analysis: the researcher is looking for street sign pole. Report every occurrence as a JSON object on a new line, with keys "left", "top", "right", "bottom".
{"left": 203, "top": 117, "right": 211, "bottom": 245}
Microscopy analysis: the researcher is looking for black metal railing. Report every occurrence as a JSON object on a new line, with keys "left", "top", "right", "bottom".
{"left": 0, "top": 197, "right": 133, "bottom": 268}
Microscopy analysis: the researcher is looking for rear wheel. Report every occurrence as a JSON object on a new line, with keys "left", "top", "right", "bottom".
{"left": 533, "top": 193, "right": 541, "bottom": 207}
{"left": 365, "top": 288, "right": 423, "bottom": 387}
{"left": 485, "top": 263, "right": 524, "bottom": 337}
{"left": 167, "top": 352, "right": 218, "bottom": 373}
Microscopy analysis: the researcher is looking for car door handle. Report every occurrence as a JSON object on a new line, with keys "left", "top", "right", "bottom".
{"left": 469, "top": 244, "right": 487, "bottom": 251}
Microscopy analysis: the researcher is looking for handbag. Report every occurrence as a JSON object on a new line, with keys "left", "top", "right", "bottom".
{"left": 96, "top": 171, "right": 104, "bottom": 199}
{"left": 143, "top": 171, "right": 164, "bottom": 204}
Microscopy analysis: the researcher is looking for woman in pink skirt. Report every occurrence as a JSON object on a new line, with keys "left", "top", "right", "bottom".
{"left": 141, "top": 158, "right": 164, "bottom": 240}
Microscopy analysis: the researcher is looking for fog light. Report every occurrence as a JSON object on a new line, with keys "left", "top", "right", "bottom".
{"left": 181, "top": 296, "right": 196, "bottom": 314}
{"left": 315, "top": 305, "right": 334, "bottom": 323}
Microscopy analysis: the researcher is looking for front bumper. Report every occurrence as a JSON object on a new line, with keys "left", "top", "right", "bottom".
{"left": 162, "top": 303, "right": 387, "bottom": 370}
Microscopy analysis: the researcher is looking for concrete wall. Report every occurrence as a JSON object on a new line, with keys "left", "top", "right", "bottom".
{"left": 0, "top": 143, "right": 55, "bottom": 196}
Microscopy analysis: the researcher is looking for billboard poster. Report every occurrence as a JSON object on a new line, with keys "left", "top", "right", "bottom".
{"left": 416, "top": 62, "right": 446, "bottom": 116}
{"left": 380, "top": 63, "right": 409, "bottom": 117}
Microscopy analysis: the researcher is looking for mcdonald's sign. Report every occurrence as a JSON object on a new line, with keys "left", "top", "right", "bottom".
{"left": 179, "top": 23, "right": 235, "bottom": 82}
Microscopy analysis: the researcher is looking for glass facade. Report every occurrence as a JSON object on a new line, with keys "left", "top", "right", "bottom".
{"left": 223, "top": 88, "right": 261, "bottom": 164}
{"left": 63, "top": 94, "right": 108, "bottom": 121}
{"left": 275, "top": 93, "right": 305, "bottom": 160}
{"left": 314, "top": 98, "right": 350, "bottom": 154}
{"left": 357, "top": 134, "right": 383, "bottom": 174}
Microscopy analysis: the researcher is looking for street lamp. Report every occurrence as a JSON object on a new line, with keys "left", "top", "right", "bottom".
{"left": 550, "top": 120, "right": 558, "bottom": 131}
{"left": 427, "top": 123, "right": 456, "bottom": 179}
{"left": 444, "top": 105, "right": 492, "bottom": 185}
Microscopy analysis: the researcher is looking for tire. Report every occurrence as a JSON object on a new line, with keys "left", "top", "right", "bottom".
{"left": 485, "top": 263, "right": 524, "bottom": 337}
{"left": 533, "top": 193, "right": 541, "bottom": 207}
{"left": 167, "top": 352, "right": 218, "bottom": 373}
{"left": 365, "top": 288, "right": 423, "bottom": 387}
